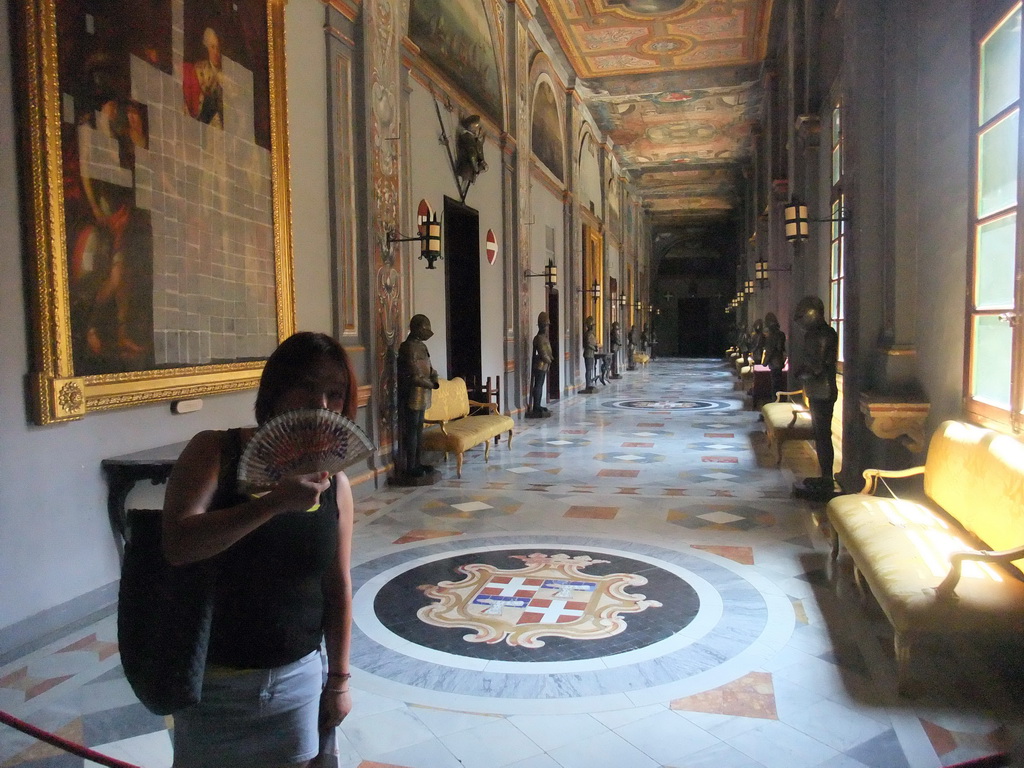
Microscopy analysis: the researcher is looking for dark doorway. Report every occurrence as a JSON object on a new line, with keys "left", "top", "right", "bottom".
{"left": 547, "top": 289, "right": 560, "bottom": 402}
{"left": 444, "top": 197, "right": 482, "bottom": 385}
{"left": 677, "top": 296, "right": 719, "bottom": 357}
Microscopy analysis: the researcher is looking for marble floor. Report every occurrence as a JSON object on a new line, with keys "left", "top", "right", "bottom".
{"left": 1, "top": 358, "right": 1019, "bottom": 768}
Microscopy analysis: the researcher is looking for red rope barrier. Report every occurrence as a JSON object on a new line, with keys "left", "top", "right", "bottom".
{"left": 0, "top": 709, "right": 142, "bottom": 768}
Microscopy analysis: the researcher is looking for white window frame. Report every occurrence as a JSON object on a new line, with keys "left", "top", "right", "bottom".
{"left": 967, "top": 2, "right": 1024, "bottom": 431}
{"left": 829, "top": 102, "right": 846, "bottom": 365}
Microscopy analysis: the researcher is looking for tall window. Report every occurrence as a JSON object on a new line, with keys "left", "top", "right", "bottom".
{"left": 829, "top": 102, "right": 846, "bottom": 363}
{"left": 969, "top": 3, "right": 1022, "bottom": 429}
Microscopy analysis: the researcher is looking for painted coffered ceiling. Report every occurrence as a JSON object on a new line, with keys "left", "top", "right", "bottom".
{"left": 534, "top": 0, "right": 772, "bottom": 227}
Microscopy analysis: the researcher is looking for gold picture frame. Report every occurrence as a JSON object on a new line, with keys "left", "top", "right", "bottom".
{"left": 15, "top": 0, "right": 294, "bottom": 424}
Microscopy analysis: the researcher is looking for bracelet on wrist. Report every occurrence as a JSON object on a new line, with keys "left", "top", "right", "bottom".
{"left": 324, "top": 687, "right": 349, "bottom": 694}
{"left": 327, "top": 671, "right": 351, "bottom": 679}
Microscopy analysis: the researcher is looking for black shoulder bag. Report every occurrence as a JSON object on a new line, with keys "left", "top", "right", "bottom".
{"left": 117, "top": 507, "right": 217, "bottom": 715}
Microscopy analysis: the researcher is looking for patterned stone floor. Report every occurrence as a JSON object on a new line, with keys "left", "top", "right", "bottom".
{"left": 0, "top": 358, "right": 1018, "bottom": 768}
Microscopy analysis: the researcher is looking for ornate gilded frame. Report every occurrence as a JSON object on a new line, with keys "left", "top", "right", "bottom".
{"left": 16, "top": 0, "right": 294, "bottom": 424}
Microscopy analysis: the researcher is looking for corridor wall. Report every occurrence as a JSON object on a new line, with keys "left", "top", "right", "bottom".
{"left": 0, "top": 0, "right": 337, "bottom": 648}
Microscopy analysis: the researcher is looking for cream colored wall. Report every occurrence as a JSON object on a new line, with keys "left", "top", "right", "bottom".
{"left": 286, "top": 0, "right": 333, "bottom": 333}
{"left": 406, "top": 78, "right": 506, "bottom": 384}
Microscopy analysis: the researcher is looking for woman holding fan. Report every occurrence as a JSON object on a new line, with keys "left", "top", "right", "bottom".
{"left": 161, "top": 332, "right": 359, "bottom": 768}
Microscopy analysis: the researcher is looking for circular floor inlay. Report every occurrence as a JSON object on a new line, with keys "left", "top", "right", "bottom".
{"left": 349, "top": 534, "right": 795, "bottom": 714}
{"left": 604, "top": 398, "right": 734, "bottom": 411}
{"left": 373, "top": 548, "right": 699, "bottom": 662}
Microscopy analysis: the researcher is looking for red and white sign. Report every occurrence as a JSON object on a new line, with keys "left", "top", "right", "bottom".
{"left": 485, "top": 229, "right": 498, "bottom": 265}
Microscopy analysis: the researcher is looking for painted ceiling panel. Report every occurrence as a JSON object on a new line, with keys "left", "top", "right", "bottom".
{"left": 536, "top": 0, "right": 772, "bottom": 224}
{"left": 537, "top": 0, "right": 769, "bottom": 78}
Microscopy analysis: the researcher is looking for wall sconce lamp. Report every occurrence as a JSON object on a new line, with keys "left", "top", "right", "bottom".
{"left": 755, "top": 260, "right": 768, "bottom": 286}
{"left": 744, "top": 280, "right": 755, "bottom": 295}
{"left": 634, "top": 300, "right": 643, "bottom": 312}
{"left": 579, "top": 280, "right": 601, "bottom": 302}
{"left": 783, "top": 200, "right": 850, "bottom": 242}
{"left": 618, "top": 294, "right": 628, "bottom": 308}
{"left": 525, "top": 260, "right": 558, "bottom": 288}
{"left": 386, "top": 212, "right": 442, "bottom": 269}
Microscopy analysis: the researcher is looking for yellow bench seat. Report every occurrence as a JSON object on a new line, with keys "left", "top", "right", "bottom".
{"left": 421, "top": 377, "right": 514, "bottom": 477}
{"left": 827, "top": 420, "right": 1024, "bottom": 694}
{"left": 761, "top": 390, "right": 814, "bottom": 466}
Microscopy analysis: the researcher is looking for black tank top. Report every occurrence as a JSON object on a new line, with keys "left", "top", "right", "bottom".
{"left": 206, "top": 429, "right": 339, "bottom": 668}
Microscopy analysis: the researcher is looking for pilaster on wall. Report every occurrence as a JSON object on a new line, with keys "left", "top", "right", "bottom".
{"left": 363, "top": 0, "right": 404, "bottom": 472}
{"left": 564, "top": 84, "right": 581, "bottom": 392}
{"left": 325, "top": 5, "right": 382, "bottom": 465}
{"left": 766, "top": 178, "right": 795, "bottom": 345}
{"left": 509, "top": 7, "right": 530, "bottom": 414}
{"left": 876, "top": 0, "right": 920, "bottom": 395}
{"left": 835, "top": 0, "right": 891, "bottom": 490}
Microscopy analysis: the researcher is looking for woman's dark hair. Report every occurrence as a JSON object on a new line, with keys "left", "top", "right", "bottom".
{"left": 254, "top": 332, "right": 358, "bottom": 424}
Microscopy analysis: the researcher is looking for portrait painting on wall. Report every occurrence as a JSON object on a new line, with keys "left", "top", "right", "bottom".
{"left": 531, "top": 79, "right": 564, "bottom": 182}
{"left": 16, "top": 0, "right": 294, "bottom": 424}
{"left": 408, "top": 0, "right": 503, "bottom": 123}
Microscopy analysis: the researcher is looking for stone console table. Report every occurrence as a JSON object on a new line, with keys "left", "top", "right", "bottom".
{"left": 858, "top": 393, "right": 930, "bottom": 452}
{"left": 102, "top": 441, "right": 188, "bottom": 545}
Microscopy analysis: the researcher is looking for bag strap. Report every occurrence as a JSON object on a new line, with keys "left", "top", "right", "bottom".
{"left": 211, "top": 428, "right": 245, "bottom": 510}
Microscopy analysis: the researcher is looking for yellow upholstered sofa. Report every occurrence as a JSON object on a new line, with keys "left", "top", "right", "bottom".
{"left": 761, "top": 389, "right": 814, "bottom": 466}
{"left": 826, "top": 420, "right": 1024, "bottom": 694}
{"left": 422, "top": 377, "right": 514, "bottom": 478}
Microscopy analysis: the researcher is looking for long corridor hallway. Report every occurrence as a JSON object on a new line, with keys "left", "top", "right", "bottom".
{"left": 0, "top": 359, "right": 1016, "bottom": 768}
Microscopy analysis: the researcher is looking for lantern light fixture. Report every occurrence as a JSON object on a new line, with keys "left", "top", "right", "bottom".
{"left": 783, "top": 199, "right": 850, "bottom": 242}
{"left": 386, "top": 211, "right": 443, "bottom": 269}
{"left": 579, "top": 280, "right": 600, "bottom": 308}
{"left": 755, "top": 259, "right": 768, "bottom": 285}
{"left": 525, "top": 260, "right": 558, "bottom": 288}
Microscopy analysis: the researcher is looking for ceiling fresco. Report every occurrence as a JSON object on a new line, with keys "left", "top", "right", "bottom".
{"left": 534, "top": 0, "right": 773, "bottom": 226}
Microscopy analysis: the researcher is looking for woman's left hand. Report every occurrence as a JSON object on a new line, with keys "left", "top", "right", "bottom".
{"left": 319, "top": 687, "right": 352, "bottom": 729}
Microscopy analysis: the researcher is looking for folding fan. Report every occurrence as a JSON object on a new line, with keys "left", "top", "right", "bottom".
{"left": 237, "top": 408, "right": 374, "bottom": 493}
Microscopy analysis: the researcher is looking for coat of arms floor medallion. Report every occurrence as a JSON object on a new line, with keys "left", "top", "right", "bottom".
{"left": 604, "top": 398, "right": 735, "bottom": 411}
{"left": 417, "top": 552, "right": 662, "bottom": 648}
{"left": 372, "top": 547, "right": 700, "bottom": 662}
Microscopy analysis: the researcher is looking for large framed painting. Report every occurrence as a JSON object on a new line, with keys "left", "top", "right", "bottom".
{"left": 408, "top": 0, "right": 503, "bottom": 123}
{"left": 531, "top": 79, "right": 564, "bottom": 182}
{"left": 14, "top": 0, "right": 294, "bottom": 424}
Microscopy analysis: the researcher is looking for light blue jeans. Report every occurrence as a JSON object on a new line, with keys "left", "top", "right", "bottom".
{"left": 172, "top": 650, "right": 322, "bottom": 768}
